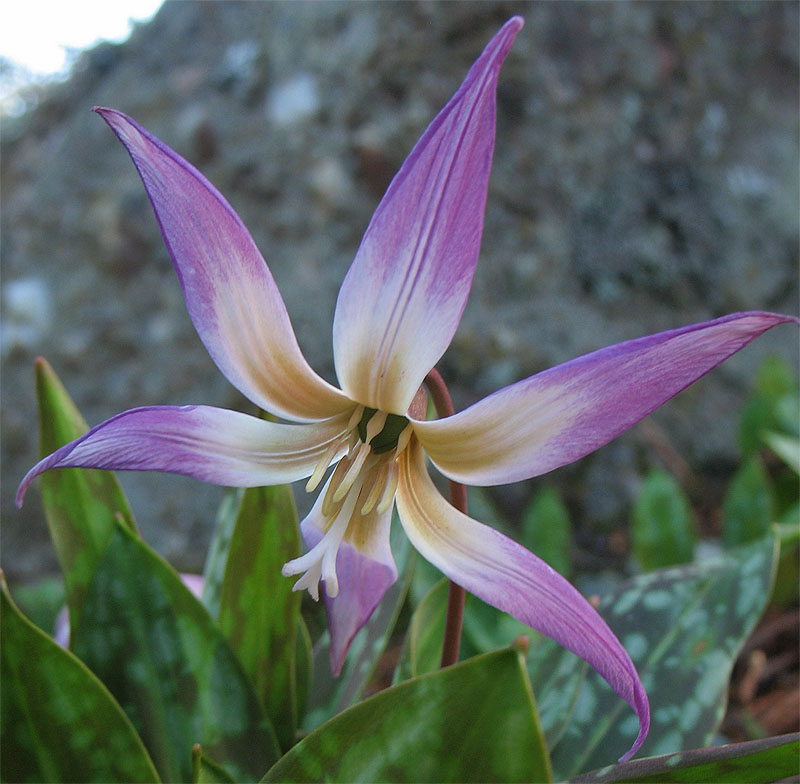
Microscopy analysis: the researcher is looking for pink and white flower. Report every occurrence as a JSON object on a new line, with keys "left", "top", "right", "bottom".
{"left": 17, "top": 17, "right": 799, "bottom": 760}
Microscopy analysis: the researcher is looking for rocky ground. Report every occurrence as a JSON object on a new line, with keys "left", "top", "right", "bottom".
{"left": 2, "top": 1, "right": 798, "bottom": 583}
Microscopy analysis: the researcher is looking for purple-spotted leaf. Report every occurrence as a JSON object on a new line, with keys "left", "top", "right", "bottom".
{"left": 71, "top": 521, "right": 280, "bottom": 783}
{"left": 265, "top": 647, "right": 551, "bottom": 783}
{"left": 33, "top": 358, "right": 136, "bottom": 638}
{"left": 569, "top": 732, "right": 799, "bottom": 783}
{"left": 550, "top": 530, "right": 779, "bottom": 777}
{"left": 303, "top": 519, "right": 414, "bottom": 730}
{"left": 1, "top": 573, "right": 159, "bottom": 783}
{"left": 217, "top": 483, "right": 301, "bottom": 751}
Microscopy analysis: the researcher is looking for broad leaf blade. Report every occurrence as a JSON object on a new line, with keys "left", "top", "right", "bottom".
{"left": 722, "top": 456, "right": 775, "bottom": 547}
{"left": 217, "top": 484, "right": 301, "bottom": 751}
{"left": 550, "top": 531, "right": 780, "bottom": 776}
{"left": 265, "top": 647, "right": 551, "bottom": 783}
{"left": 72, "top": 522, "right": 280, "bottom": 783}
{"left": 397, "top": 577, "right": 587, "bottom": 747}
{"left": 192, "top": 745, "right": 237, "bottom": 784}
{"left": 1, "top": 572, "right": 159, "bottom": 784}
{"left": 201, "top": 488, "right": 244, "bottom": 617}
{"left": 521, "top": 485, "right": 573, "bottom": 576}
{"left": 632, "top": 470, "right": 695, "bottom": 569}
{"left": 570, "top": 733, "right": 799, "bottom": 783}
{"left": 34, "top": 357, "right": 136, "bottom": 635}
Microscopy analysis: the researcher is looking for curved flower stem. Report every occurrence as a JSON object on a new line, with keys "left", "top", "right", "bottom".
{"left": 424, "top": 368, "right": 467, "bottom": 668}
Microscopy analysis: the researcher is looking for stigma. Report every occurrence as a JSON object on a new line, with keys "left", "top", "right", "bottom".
{"left": 281, "top": 405, "right": 413, "bottom": 600}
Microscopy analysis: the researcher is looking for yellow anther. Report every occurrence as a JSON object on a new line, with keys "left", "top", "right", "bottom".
{"left": 361, "top": 463, "right": 389, "bottom": 516}
{"left": 333, "top": 441, "right": 371, "bottom": 504}
{"left": 377, "top": 463, "right": 399, "bottom": 514}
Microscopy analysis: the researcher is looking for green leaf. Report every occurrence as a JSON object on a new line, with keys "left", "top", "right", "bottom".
{"left": 396, "top": 577, "right": 587, "bottom": 748}
{"left": 764, "top": 431, "right": 800, "bottom": 474}
{"left": 738, "top": 354, "right": 797, "bottom": 456}
{"left": 217, "top": 484, "right": 301, "bottom": 751}
{"left": 395, "top": 577, "right": 449, "bottom": 680}
{"left": 521, "top": 485, "right": 573, "bottom": 576}
{"left": 201, "top": 488, "right": 244, "bottom": 617}
{"left": 192, "top": 745, "right": 237, "bottom": 784}
{"left": 550, "top": 531, "right": 779, "bottom": 777}
{"left": 303, "top": 518, "right": 414, "bottom": 730}
{"left": 1, "top": 572, "right": 159, "bottom": 783}
{"left": 294, "top": 616, "right": 313, "bottom": 725}
{"left": 34, "top": 357, "right": 136, "bottom": 637}
{"left": 722, "top": 455, "right": 775, "bottom": 547}
{"left": 72, "top": 521, "right": 280, "bottom": 783}
{"left": 265, "top": 647, "right": 552, "bottom": 783}
{"left": 11, "top": 574, "right": 65, "bottom": 636}
{"left": 569, "top": 732, "right": 799, "bottom": 783}
{"left": 632, "top": 470, "right": 695, "bottom": 570}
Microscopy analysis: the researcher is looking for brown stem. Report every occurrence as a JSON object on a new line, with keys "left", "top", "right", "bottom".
{"left": 423, "top": 368, "right": 467, "bottom": 669}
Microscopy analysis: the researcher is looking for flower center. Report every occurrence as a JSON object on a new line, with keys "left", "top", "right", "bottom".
{"left": 281, "top": 405, "right": 412, "bottom": 600}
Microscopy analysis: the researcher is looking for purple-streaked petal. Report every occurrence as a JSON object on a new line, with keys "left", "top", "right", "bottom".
{"left": 16, "top": 405, "right": 354, "bottom": 506}
{"left": 396, "top": 437, "right": 649, "bottom": 761}
{"left": 332, "top": 18, "right": 523, "bottom": 414}
{"left": 300, "top": 487, "right": 397, "bottom": 675}
{"left": 414, "top": 312, "right": 799, "bottom": 485}
{"left": 94, "top": 107, "right": 351, "bottom": 423}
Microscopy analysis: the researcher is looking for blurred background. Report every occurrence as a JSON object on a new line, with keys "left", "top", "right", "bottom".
{"left": 2, "top": 1, "right": 798, "bottom": 588}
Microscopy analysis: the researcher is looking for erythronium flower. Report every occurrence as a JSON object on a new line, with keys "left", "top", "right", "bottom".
{"left": 15, "top": 16, "right": 799, "bottom": 761}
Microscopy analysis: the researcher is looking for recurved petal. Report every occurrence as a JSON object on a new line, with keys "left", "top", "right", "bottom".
{"left": 16, "top": 405, "right": 353, "bottom": 506}
{"left": 300, "top": 490, "right": 397, "bottom": 675}
{"left": 94, "top": 108, "right": 351, "bottom": 423}
{"left": 332, "top": 18, "right": 523, "bottom": 415}
{"left": 396, "top": 438, "right": 649, "bottom": 761}
{"left": 414, "top": 312, "right": 800, "bottom": 485}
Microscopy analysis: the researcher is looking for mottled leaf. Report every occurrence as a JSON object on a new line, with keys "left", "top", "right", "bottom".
{"left": 1, "top": 572, "right": 159, "bottom": 784}
{"left": 722, "top": 456, "right": 775, "bottom": 547}
{"left": 396, "top": 577, "right": 587, "bottom": 747}
{"left": 303, "top": 518, "right": 414, "bottom": 730}
{"left": 34, "top": 357, "right": 136, "bottom": 636}
{"left": 265, "top": 647, "right": 552, "bottom": 783}
{"left": 521, "top": 485, "right": 573, "bottom": 576}
{"left": 192, "top": 745, "right": 237, "bottom": 784}
{"left": 218, "top": 483, "right": 301, "bottom": 751}
{"left": 764, "top": 431, "right": 800, "bottom": 474}
{"left": 550, "top": 531, "right": 779, "bottom": 777}
{"left": 570, "top": 732, "right": 799, "bottom": 783}
{"left": 294, "top": 616, "right": 313, "bottom": 724}
{"left": 72, "top": 521, "right": 280, "bottom": 783}
{"left": 11, "top": 574, "right": 65, "bottom": 636}
{"left": 201, "top": 488, "right": 244, "bottom": 617}
{"left": 737, "top": 354, "right": 796, "bottom": 457}
{"left": 632, "top": 470, "right": 695, "bottom": 569}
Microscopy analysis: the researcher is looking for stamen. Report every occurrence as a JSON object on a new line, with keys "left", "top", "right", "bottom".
{"left": 377, "top": 463, "right": 399, "bottom": 514}
{"left": 306, "top": 436, "right": 343, "bottom": 493}
{"left": 347, "top": 405, "right": 365, "bottom": 431}
{"left": 395, "top": 424, "right": 413, "bottom": 455}
{"left": 332, "top": 441, "right": 371, "bottom": 503}
{"left": 322, "top": 458, "right": 351, "bottom": 517}
{"left": 365, "top": 410, "right": 389, "bottom": 442}
{"left": 361, "top": 463, "right": 389, "bottom": 515}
